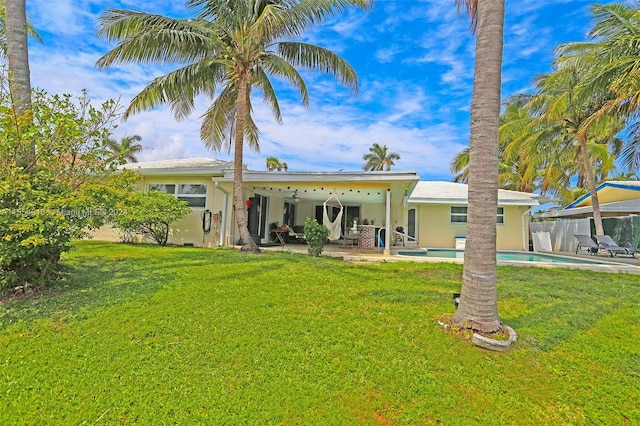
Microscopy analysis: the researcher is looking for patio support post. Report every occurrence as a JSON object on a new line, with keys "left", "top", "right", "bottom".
{"left": 385, "top": 189, "right": 391, "bottom": 255}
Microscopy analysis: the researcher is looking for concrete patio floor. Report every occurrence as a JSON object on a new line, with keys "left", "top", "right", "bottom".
{"left": 259, "top": 240, "right": 640, "bottom": 274}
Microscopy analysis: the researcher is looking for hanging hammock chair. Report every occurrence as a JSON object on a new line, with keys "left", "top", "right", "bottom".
{"left": 323, "top": 193, "right": 344, "bottom": 241}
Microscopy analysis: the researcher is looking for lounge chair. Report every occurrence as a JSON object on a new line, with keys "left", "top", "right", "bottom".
{"left": 574, "top": 234, "right": 600, "bottom": 255}
{"left": 594, "top": 235, "right": 635, "bottom": 258}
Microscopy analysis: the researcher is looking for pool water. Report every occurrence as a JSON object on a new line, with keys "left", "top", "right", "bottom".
{"left": 397, "top": 249, "right": 618, "bottom": 265}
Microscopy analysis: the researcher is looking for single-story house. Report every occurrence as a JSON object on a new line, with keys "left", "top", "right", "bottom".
{"left": 537, "top": 181, "right": 640, "bottom": 219}
{"left": 408, "top": 181, "right": 543, "bottom": 251}
{"left": 92, "top": 158, "right": 544, "bottom": 252}
{"left": 93, "top": 158, "right": 420, "bottom": 254}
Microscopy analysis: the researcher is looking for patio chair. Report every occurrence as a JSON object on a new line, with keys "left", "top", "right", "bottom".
{"left": 574, "top": 234, "right": 600, "bottom": 256}
{"left": 394, "top": 226, "right": 405, "bottom": 246}
{"left": 594, "top": 235, "right": 634, "bottom": 258}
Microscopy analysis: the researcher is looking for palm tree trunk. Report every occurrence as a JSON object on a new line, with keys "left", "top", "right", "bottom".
{"left": 5, "top": 0, "right": 34, "bottom": 167}
{"left": 578, "top": 136, "right": 604, "bottom": 235}
{"left": 452, "top": 0, "right": 504, "bottom": 333}
{"left": 234, "top": 71, "right": 260, "bottom": 252}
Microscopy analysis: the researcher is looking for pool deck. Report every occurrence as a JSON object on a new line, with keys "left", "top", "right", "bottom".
{"left": 260, "top": 241, "right": 640, "bottom": 274}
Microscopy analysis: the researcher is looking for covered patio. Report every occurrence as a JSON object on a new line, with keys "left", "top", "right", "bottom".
{"left": 217, "top": 170, "right": 420, "bottom": 255}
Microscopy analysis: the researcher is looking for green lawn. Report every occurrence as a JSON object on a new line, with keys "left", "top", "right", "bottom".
{"left": 1, "top": 241, "right": 638, "bottom": 425}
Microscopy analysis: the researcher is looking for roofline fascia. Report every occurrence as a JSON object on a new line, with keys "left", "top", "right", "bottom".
{"left": 409, "top": 198, "right": 538, "bottom": 206}
{"left": 120, "top": 168, "right": 226, "bottom": 177}
{"left": 220, "top": 170, "right": 420, "bottom": 183}
{"left": 566, "top": 181, "right": 640, "bottom": 208}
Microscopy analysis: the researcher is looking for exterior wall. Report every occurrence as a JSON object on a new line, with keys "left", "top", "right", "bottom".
{"left": 415, "top": 204, "right": 531, "bottom": 250}
{"left": 90, "top": 176, "right": 235, "bottom": 248}
{"left": 141, "top": 176, "right": 218, "bottom": 247}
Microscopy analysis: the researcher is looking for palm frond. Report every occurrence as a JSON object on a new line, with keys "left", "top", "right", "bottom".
{"left": 96, "top": 11, "right": 220, "bottom": 67}
{"left": 276, "top": 42, "right": 358, "bottom": 95}
{"left": 259, "top": 52, "right": 309, "bottom": 107}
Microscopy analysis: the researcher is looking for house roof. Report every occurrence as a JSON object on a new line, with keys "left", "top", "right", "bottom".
{"left": 119, "top": 158, "right": 235, "bottom": 176}
{"left": 537, "top": 198, "right": 640, "bottom": 218}
{"left": 566, "top": 181, "right": 640, "bottom": 208}
{"left": 408, "top": 181, "right": 541, "bottom": 206}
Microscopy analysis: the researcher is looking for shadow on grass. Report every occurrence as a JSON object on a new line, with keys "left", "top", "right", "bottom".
{"left": 0, "top": 255, "right": 190, "bottom": 330}
{"left": 498, "top": 266, "right": 640, "bottom": 352}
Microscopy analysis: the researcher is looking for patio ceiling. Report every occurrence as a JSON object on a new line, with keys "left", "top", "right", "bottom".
{"left": 226, "top": 170, "right": 419, "bottom": 205}
{"left": 246, "top": 183, "right": 390, "bottom": 204}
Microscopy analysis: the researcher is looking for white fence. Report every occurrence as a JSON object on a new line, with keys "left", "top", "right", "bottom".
{"left": 530, "top": 219, "right": 591, "bottom": 252}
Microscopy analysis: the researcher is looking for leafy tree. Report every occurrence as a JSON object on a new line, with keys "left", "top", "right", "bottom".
{"left": 266, "top": 156, "right": 288, "bottom": 171}
{"left": 362, "top": 143, "right": 400, "bottom": 171}
{"left": 0, "top": 88, "right": 124, "bottom": 290}
{"left": 95, "top": 0, "right": 371, "bottom": 253}
{"left": 110, "top": 187, "right": 191, "bottom": 246}
{"left": 107, "top": 134, "right": 143, "bottom": 164}
{"left": 451, "top": 0, "right": 505, "bottom": 334}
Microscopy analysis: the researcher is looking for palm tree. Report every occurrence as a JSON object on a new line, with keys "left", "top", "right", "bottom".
{"left": 266, "top": 156, "right": 288, "bottom": 171}
{"left": 96, "top": 0, "right": 370, "bottom": 253}
{"left": 451, "top": 0, "right": 505, "bottom": 334}
{"left": 4, "top": 0, "right": 32, "bottom": 166}
{"left": 528, "top": 65, "right": 624, "bottom": 235}
{"left": 107, "top": 135, "right": 144, "bottom": 164}
{"left": 451, "top": 95, "right": 539, "bottom": 193}
{"left": 362, "top": 143, "right": 401, "bottom": 171}
{"left": 0, "top": 0, "right": 42, "bottom": 58}
{"left": 556, "top": 4, "right": 640, "bottom": 191}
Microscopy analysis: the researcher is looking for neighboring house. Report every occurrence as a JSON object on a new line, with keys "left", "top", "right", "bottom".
{"left": 533, "top": 181, "right": 640, "bottom": 251}
{"left": 92, "top": 159, "right": 544, "bottom": 251}
{"left": 538, "top": 181, "right": 640, "bottom": 219}
{"left": 408, "top": 181, "right": 542, "bottom": 251}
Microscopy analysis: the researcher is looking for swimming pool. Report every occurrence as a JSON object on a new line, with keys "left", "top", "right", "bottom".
{"left": 397, "top": 248, "right": 624, "bottom": 265}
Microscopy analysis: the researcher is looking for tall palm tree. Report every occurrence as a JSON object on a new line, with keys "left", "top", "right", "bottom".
{"left": 107, "top": 135, "right": 144, "bottom": 164}
{"left": 528, "top": 66, "right": 624, "bottom": 235}
{"left": 4, "top": 0, "right": 32, "bottom": 166}
{"left": 556, "top": 4, "right": 640, "bottom": 191}
{"left": 451, "top": 95, "right": 539, "bottom": 193}
{"left": 362, "top": 143, "right": 401, "bottom": 171}
{"left": 96, "top": 0, "right": 370, "bottom": 252}
{"left": 451, "top": 0, "right": 505, "bottom": 334}
{"left": 0, "top": 0, "right": 42, "bottom": 58}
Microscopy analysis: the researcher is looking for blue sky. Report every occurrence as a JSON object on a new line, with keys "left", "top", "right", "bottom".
{"left": 25, "top": 0, "right": 618, "bottom": 180}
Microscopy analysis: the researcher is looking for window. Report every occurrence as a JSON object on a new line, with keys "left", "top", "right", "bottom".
{"left": 450, "top": 206, "right": 505, "bottom": 224}
{"left": 450, "top": 206, "right": 467, "bottom": 223}
{"left": 148, "top": 183, "right": 207, "bottom": 208}
{"left": 496, "top": 207, "right": 504, "bottom": 224}
{"left": 177, "top": 184, "right": 207, "bottom": 208}
{"left": 148, "top": 184, "right": 175, "bottom": 195}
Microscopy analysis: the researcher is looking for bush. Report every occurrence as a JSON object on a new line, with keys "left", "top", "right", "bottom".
{"left": 303, "top": 217, "right": 330, "bottom": 257}
{"left": 110, "top": 189, "right": 191, "bottom": 246}
{"left": 0, "top": 88, "right": 122, "bottom": 291}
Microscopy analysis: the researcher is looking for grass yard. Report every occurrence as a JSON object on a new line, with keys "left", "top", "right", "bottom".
{"left": 1, "top": 241, "right": 639, "bottom": 425}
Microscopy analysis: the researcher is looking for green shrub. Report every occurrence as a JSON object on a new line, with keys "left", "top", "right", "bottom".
{"left": 0, "top": 89, "right": 122, "bottom": 291}
{"left": 110, "top": 189, "right": 191, "bottom": 246}
{"left": 303, "top": 217, "right": 329, "bottom": 257}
